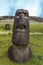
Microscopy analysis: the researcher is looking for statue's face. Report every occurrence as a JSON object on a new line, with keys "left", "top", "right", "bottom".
{"left": 12, "top": 10, "right": 29, "bottom": 45}
{"left": 14, "top": 10, "right": 29, "bottom": 30}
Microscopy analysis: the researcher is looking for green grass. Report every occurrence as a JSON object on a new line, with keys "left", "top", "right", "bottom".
{"left": 0, "top": 24, "right": 13, "bottom": 31}
{"left": 0, "top": 22, "right": 43, "bottom": 65}
{"left": 30, "top": 23, "right": 43, "bottom": 32}
{"left": 0, "top": 34, "right": 43, "bottom": 65}
{"left": 1, "top": 23, "right": 43, "bottom": 33}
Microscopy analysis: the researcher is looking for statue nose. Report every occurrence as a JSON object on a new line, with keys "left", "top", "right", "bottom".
{"left": 19, "top": 13, "right": 24, "bottom": 23}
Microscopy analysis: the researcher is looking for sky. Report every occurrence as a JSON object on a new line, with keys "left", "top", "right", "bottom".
{"left": 0, "top": 0, "right": 43, "bottom": 18}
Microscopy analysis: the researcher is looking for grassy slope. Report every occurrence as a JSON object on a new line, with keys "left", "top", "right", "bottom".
{"left": 0, "top": 20, "right": 43, "bottom": 65}
{"left": 0, "top": 34, "right": 43, "bottom": 65}
{"left": 0, "top": 24, "right": 13, "bottom": 32}
{"left": 1, "top": 21, "right": 43, "bottom": 32}
{"left": 30, "top": 23, "right": 43, "bottom": 33}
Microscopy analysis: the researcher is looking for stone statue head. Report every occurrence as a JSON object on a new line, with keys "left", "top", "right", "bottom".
{"left": 5, "top": 24, "right": 10, "bottom": 30}
{"left": 12, "top": 9, "right": 29, "bottom": 45}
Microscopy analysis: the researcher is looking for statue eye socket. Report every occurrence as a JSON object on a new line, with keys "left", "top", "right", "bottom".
{"left": 24, "top": 13, "right": 28, "bottom": 17}
{"left": 16, "top": 12, "right": 20, "bottom": 16}
{"left": 16, "top": 12, "right": 28, "bottom": 17}
{"left": 16, "top": 24, "right": 26, "bottom": 29}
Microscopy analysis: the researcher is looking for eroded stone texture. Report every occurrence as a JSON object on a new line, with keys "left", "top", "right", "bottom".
{"left": 12, "top": 9, "right": 29, "bottom": 45}
{"left": 13, "top": 45, "right": 32, "bottom": 62}
{"left": 5, "top": 24, "right": 10, "bottom": 30}
{"left": 8, "top": 9, "right": 32, "bottom": 63}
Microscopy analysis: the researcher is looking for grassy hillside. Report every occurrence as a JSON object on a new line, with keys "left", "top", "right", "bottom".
{"left": 30, "top": 23, "right": 43, "bottom": 33}
{"left": 0, "top": 24, "right": 13, "bottom": 32}
{"left": 0, "top": 21, "right": 43, "bottom": 65}
{"left": 0, "top": 32, "right": 43, "bottom": 65}
{"left": 0, "top": 19, "right": 14, "bottom": 24}
{"left": 0, "top": 16, "right": 43, "bottom": 22}
{"left": 0, "top": 22, "right": 43, "bottom": 33}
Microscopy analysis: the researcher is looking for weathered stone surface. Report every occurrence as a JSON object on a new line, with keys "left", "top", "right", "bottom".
{"left": 12, "top": 9, "right": 29, "bottom": 45}
{"left": 8, "top": 45, "right": 32, "bottom": 63}
{"left": 5, "top": 24, "right": 10, "bottom": 30}
{"left": 13, "top": 29, "right": 29, "bottom": 45}
{"left": 8, "top": 9, "right": 32, "bottom": 63}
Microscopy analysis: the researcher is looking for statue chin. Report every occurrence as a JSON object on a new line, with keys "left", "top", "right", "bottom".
{"left": 13, "top": 29, "right": 29, "bottom": 45}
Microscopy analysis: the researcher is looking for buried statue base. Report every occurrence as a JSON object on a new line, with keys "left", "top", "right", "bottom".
{"left": 8, "top": 45, "right": 32, "bottom": 63}
{"left": 5, "top": 24, "right": 10, "bottom": 30}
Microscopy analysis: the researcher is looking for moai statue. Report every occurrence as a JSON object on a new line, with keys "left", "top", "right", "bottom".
{"left": 8, "top": 9, "right": 32, "bottom": 63}
{"left": 5, "top": 24, "right": 10, "bottom": 30}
